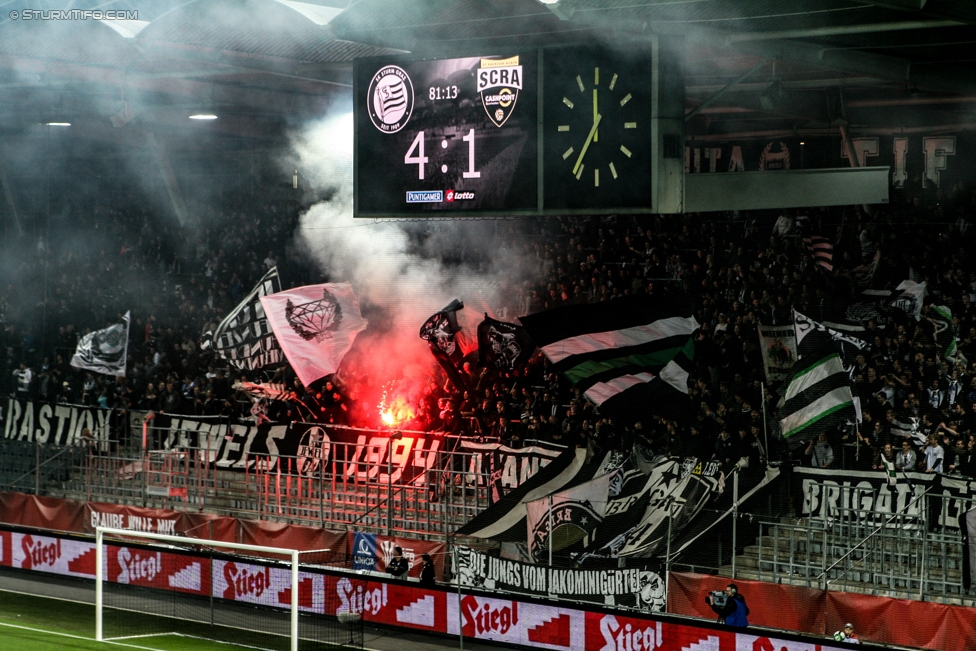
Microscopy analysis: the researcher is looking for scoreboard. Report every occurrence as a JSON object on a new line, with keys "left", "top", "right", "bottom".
{"left": 354, "top": 41, "right": 685, "bottom": 217}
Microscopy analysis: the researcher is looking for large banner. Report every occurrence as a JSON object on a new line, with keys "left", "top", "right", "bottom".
{"left": 684, "top": 133, "right": 976, "bottom": 194}
{"left": 460, "top": 439, "right": 565, "bottom": 503}
{"left": 797, "top": 467, "right": 976, "bottom": 529}
{"left": 139, "top": 414, "right": 560, "bottom": 496}
{"left": 2, "top": 398, "right": 113, "bottom": 449}
{"left": 454, "top": 546, "right": 666, "bottom": 612}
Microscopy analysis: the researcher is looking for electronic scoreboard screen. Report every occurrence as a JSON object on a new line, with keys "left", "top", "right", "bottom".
{"left": 355, "top": 53, "right": 539, "bottom": 215}
{"left": 354, "top": 44, "right": 675, "bottom": 217}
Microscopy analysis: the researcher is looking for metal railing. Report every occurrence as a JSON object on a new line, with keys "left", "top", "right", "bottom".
{"left": 748, "top": 481, "right": 976, "bottom": 604}
{"left": 22, "top": 423, "right": 499, "bottom": 541}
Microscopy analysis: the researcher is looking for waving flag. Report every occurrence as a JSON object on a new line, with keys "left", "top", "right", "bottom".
{"left": 200, "top": 267, "right": 284, "bottom": 371}
{"left": 478, "top": 315, "right": 534, "bottom": 371}
{"left": 420, "top": 299, "right": 469, "bottom": 390}
{"left": 519, "top": 295, "right": 698, "bottom": 422}
{"left": 260, "top": 283, "right": 368, "bottom": 387}
{"left": 778, "top": 310, "right": 856, "bottom": 439}
{"left": 71, "top": 311, "right": 130, "bottom": 376}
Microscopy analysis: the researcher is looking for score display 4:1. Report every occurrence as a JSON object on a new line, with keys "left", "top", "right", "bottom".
{"left": 404, "top": 129, "right": 480, "bottom": 180}
{"left": 355, "top": 53, "right": 538, "bottom": 214}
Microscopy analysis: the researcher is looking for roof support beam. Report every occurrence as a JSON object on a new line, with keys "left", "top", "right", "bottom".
{"left": 853, "top": 0, "right": 976, "bottom": 23}
{"left": 727, "top": 19, "right": 960, "bottom": 42}
{"left": 685, "top": 59, "right": 766, "bottom": 121}
{"left": 698, "top": 31, "right": 976, "bottom": 96}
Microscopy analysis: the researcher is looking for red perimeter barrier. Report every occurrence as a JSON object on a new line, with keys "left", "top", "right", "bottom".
{"left": 0, "top": 526, "right": 862, "bottom": 651}
{"left": 670, "top": 572, "right": 976, "bottom": 651}
{"left": 4, "top": 493, "right": 975, "bottom": 649}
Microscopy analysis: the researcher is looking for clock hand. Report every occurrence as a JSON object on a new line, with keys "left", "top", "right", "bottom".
{"left": 572, "top": 113, "right": 602, "bottom": 176}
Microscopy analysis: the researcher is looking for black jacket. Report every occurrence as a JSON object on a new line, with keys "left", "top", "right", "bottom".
{"left": 420, "top": 560, "right": 436, "bottom": 586}
{"left": 386, "top": 556, "right": 409, "bottom": 579}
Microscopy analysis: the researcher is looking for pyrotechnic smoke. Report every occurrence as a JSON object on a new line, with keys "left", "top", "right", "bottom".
{"left": 290, "top": 112, "right": 532, "bottom": 427}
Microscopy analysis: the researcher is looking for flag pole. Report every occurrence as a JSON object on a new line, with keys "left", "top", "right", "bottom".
{"left": 761, "top": 382, "right": 770, "bottom": 465}
{"left": 548, "top": 494, "right": 553, "bottom": 568}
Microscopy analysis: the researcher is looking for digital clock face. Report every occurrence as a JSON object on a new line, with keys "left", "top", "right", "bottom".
{"left": 355, "top": 53, "right": 539, "bottom": 215}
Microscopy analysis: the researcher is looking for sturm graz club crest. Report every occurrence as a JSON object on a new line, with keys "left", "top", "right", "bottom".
{"left": 296, "top": 426, "right": 331, "bottom": 476}
{"left": 367, "top": 65, "right": 414, "bottom": 133}
{"left": 477, "top": 56, "right": 522, "bottom": 128}
{"left": 285, "top": 289, "right": 343, "bottom": 342}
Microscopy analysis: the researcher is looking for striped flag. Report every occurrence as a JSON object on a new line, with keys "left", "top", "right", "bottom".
{"left": 518, "top": 295, "right": 699, "bottom": 421}
{"left": 803, "top": 235, "right": 834, "bottom": 271}
{"left": 880, "top": 454, "right": 897, "bottom": 486}
{"left": 778, "top": 310, "right": 856, "bottom": 439}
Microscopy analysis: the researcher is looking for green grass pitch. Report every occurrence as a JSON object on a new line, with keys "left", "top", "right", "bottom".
{"left": 0, "top": 589, "right": 328, "bottom": 651}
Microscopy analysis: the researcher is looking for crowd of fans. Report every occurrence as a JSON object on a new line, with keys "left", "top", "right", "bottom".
{"left": 2, "top": 172, "right": 976, "bottom": 480}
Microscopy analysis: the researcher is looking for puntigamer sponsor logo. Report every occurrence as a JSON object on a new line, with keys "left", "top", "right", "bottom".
{"left": 406, "top": 191, "right": 443, "bottom": 203}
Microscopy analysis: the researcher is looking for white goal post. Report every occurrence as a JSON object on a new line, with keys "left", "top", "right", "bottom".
{"left": 95, "top": 526, "right": 301, "bottom": 651}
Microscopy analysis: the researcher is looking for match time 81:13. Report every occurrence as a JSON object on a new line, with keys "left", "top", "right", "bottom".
{"left": 429, "top": 85, "right": 459, "bottom": 101}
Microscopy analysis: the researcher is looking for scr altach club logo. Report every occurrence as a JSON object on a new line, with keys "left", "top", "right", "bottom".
{"left": 446, "top": 190, "right": 475, "bottom": 202}
{"left": 367, "top": 65, "right": 414, "bottom": 133}
{"left": 477, "top": 56, "right": 522, "bottom": 128}
{"left": 285, "top": 288, "right": 342, "bottom": 342}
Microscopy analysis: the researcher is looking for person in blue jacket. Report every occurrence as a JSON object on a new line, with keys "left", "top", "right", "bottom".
{"left": 705, "top": 583, "right": 749, "bottom": 627}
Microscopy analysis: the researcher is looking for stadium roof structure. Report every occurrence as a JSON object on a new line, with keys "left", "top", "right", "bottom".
{"left": 0, "top": 0, "right": 973, "bottom": 152}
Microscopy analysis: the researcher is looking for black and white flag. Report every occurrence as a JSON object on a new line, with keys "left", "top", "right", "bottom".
{"left": 70, "top": 311, "right": 130, "bottom": 377}
{"left": 201, "top": 267, "right": 284, "bottom": 371}
{"left": 890, "top": 280, "right": 927, "bottom": 321}
{"left": 477, "top": 315, "right": 534, "bottom": 372}
{"left": 420, "top": 300, "right": 469, "bottom": 391}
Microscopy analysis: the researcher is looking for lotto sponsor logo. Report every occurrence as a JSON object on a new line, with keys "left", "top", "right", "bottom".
{"left": 406, "top": 191, "right": 443, "bottom": 203}
{"left": 446, "top": 190, "right": 475, "bottom": 202}
{"left": 222, "top": 562, "right": 272, "bottom": 600}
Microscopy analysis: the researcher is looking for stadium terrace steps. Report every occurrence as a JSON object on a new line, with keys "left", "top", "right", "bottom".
{"left": 718, "top": 518, "right": 974, "bottom": 606}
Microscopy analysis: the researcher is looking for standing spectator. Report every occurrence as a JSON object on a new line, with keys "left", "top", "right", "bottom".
{"left": 12, "top": 362, "right": 31, "bottom": 397}
{"left": 419, "top": 553, "right": 436, "bottom": 586}
{"left": 386, "top": 547, "right": 409, "bottom": 580}
{"left": 924, "top": 435, "right": 944, "bottom": 473}
{"left": 806, "top": 432, "right": 834, "bottom": 469}
{"left": 895, "top": 440, "right": 917, "bottom": 472}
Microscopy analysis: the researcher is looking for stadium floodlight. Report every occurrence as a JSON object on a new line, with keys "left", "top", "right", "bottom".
{"left": 45, "top": 122, "right": 71, "bottom": 126}
{"left": 96, "top": 526, "right": 303, "bottom": 651}
{"left": 189, "top": 113, "right": 218, "bottom": 120}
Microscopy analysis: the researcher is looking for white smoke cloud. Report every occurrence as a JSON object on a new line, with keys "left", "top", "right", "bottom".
{"left": 288, "top": 111, "right": 534, "bottom": 397}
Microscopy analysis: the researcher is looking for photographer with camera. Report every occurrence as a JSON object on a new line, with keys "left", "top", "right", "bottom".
{"left": 705, "top": 583, "right": 749, "bottom": 627}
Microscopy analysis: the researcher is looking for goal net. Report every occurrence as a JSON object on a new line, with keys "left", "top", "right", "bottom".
{"left": 95, "top": 526, "right": 362, "bottom": 651}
